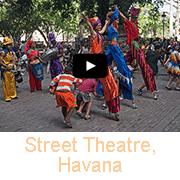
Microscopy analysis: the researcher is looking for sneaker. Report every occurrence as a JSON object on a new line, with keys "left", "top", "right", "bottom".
{"left": 137, "top": 88, "right": 143, "bottom": 95}
{"left": 155, "top": 90, "right": 159, "bottom": 93}
{"left": 154, "top": 95, "right": 158, "bottom": 100}
{"left": 119, "top": 97, "right": 123, "bottom": 101}
{"left": 76, "top": 111, "right": 84, "bottom": 118}
{"left": 102, "top": 104, "right": 107, "bottom": 110}
{"left": 132, "top": 104, "right": 138, "bottom": 109}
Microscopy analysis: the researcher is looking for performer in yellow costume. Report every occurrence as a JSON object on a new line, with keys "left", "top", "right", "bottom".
{"left": 0, "top": 37, "right": 18, "bottom": 102}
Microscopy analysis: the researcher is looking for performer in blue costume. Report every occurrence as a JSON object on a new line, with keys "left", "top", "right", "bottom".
{"left": 105, "top": 6, "right": 137, "bottom": 109}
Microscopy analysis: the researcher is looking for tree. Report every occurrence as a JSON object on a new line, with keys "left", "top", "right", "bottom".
{"left": 138, "top": 3, "right": 169, "bottom": 38}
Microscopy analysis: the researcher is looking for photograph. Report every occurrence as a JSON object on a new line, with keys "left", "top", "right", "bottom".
{"left": 0, "top": 0, "right": 179, "bottom": 132}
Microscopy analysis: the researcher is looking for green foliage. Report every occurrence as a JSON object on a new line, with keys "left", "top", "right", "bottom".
{"left": 0, "top": 0, "right": 165, "bottom": 43}
{"left": 138, "top": 3, "right": 169, "bottom": 38}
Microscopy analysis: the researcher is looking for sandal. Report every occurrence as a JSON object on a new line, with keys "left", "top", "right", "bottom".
{"left": 165, "top": 86, "right": 172, "bottom": 90}
{"left": 76, "top": 110, "right": 84, "bottom": 118}
{"left": 64, "top": 120, "right": 72, "bottom": 128}
{"left": 175, "top": 88, "right": 180, "bottom": 91}
{"left": 115, "top": 114, "right": 119, "bottom": 121}
{"left": 62, "top": 119, "right": 67, "bottom": 125}
{"left": 84, "top": 114, "right": 93, "bottom": 120}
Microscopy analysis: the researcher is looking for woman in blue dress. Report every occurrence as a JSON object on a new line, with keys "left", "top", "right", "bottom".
{"left": 105, "top": 6, "right": 137, "bottom": 109}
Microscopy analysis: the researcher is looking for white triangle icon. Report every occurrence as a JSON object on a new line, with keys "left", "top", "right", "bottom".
{"left": 86, "top": 61, "right": 96, "bottom": 71}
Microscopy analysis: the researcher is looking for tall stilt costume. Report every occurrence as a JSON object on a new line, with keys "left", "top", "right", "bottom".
{"left": 88, "top": 17, "right": 120, "bottom": 114}
{"left": 106, "top": 8, "right": 133, "bottom": 101}
{"left": 123, "top": 7, "right": 156, "bottom": 92}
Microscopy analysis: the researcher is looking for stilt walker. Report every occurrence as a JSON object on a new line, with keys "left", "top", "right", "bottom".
{"left": 106, "top": 6, "right": 137, "bottom": 108}
{"left": 82, "top": 13, "right": 120, "bottom": 120}
{"left": 119, "top": 7, "right": 157, "bottom": 99}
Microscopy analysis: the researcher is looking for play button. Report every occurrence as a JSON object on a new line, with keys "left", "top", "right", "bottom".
{"left": 73, "top": 54, "right": 107, "bottom": 78}
{"left": 86, "top": 61, "right": 96, "bottom": 71}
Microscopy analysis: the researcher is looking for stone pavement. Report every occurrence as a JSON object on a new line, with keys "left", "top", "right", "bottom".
{"left": 0, "top": 64, "right": 180, "bottom": 132}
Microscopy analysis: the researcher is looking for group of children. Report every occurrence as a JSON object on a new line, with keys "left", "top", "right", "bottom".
{"left": 49, "top": 64, "right": 102, "bottom": 128}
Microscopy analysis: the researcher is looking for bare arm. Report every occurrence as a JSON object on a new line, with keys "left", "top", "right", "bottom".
{"left": 118, "top": 10, "right": 127, "bottom": 23}
{"left": 92, "top": 90, "right": 101, "bottom": 98}
{"left": 99, "top": 19, "right": 110, "bottom": 34}
{"left": 82, "top": 13, "right": 96, "bottom": 39}
{"left": 164, "top": 57, "right": 170, "bottom": 66}
{"left": 159, "top": 58, "right": 165, "bottom": 66}
{"left": 176, "top": 52, "right": 180, "bottom": 61}
{"left": 0, "top": 53, "right": 11, "bottom": 70}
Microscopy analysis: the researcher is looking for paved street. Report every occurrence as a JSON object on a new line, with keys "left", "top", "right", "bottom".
{"left": 0, "top": 65, "right": 180, "bottom": 132}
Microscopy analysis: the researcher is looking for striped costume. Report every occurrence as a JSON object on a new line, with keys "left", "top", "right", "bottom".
{"left": 50, "top": 74, "right": 82, "bottom": 111}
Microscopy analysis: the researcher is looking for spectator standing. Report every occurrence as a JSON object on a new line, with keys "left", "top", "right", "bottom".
{"left": 78, "top": 42, "right": 89, "bottom": 54}
{"left": 19, "top": 41, "right": 27, "bottom": 56}
{"left": 12, "top": 41, "right": 20, "bottom": 59}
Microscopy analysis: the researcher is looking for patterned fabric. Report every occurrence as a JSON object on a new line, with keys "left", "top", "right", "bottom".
{"left": 50, "top": 74, "right": 82, "bottom": 92}
{"left": 123, "top": 19, "right": 139, "bottom": 46}
{"left": 131, "top": 7, "right": 140, "bottom": 18}
{"left": 124, "top": 18, "right": 156, "bottom": 92}
{"left": 55, "top": 91, "right": 77, "bottom": 112}
{"left": 138, "top": 48, "right": 156, "bottom": 91}
{"left": 30, "top": 63, "right": 44, "bottom": 81}
{"left": 106, "top": 96, "right": 120, "bottom": 114}
{"left": 167, "top": 51, "right": 180, "bottom": 77}
{"left": 27, "top": 49, "right": 42, "bottom": 91}
{"left": 28, "top": 65, "right": 42, "bottom": 91}
{"left": 106, "top": 24, "right": 133, "bottom": 100}
{"left": 89, "top": 17, "right": 101, "bottom": 28}
{"left": 25, "top": 40, "right": 35, "bottom": 54}
{"left": 99, "top": 66, "right": 120, "bottom": 113}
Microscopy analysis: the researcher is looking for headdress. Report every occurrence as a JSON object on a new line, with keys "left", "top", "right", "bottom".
{"left": 48, "top": 33, "right": 56, "bottom": 42}
{"left": 131, "top": 7, "right": 140, "bottom": 18}
{"left": 89, "top": 17, "right": 101, "bottom": 29}
{"left": 24, "top": 40, "right": 35, "bottom": 54}
{"left": 171, "top": 42, "right": 179, "bottom": 50}
{"left": 2, "top": 37, "right": 12, "bottom": 45}
{"left": 109, "top": 8, "right": 119, "bottom": 23}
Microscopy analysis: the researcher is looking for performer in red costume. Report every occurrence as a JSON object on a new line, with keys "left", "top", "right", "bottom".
{"left": 82, "top": 13, "right": 120, "bottom": 120}
{"left": 25, "top": 40, "right": 43, "bottom": 92}
{"left": 119, "top": 7, "right": 158, "bottom": 100}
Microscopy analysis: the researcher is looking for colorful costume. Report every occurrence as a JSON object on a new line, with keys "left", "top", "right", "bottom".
{"left": 89, "top": 17, "right": 120, "bottom": 114}
{"left": 123, "top": 7, "right": 156, "bottom": 92}
{"left": 25, "top": 40, "right": 42, "bottom": 92}
{"left": 0, "top": 37, "right": 17, "bottom": 101}
{"left": 106, "top": 8, "right": 133, "bottom": 100}
{"left": 167, "top": 50, "right": 180, "bottom": 77}
{"left": 50, "top": 74, "right": 82, "bottom": 112}
{"left": 48, "top": 33, "right": 63, "bottom": 79}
